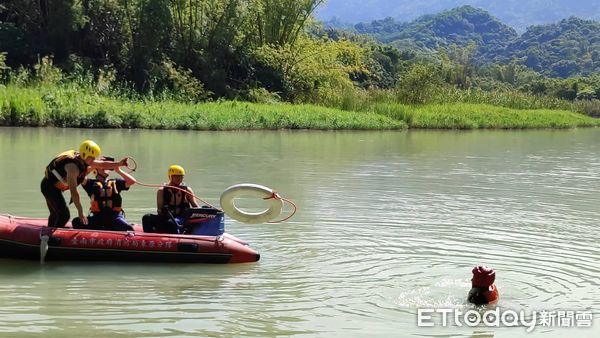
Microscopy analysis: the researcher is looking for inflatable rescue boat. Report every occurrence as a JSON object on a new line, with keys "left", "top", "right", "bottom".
{"left": 0, "top": 214, "right": 259, "bottom": 264}
{"left": 0, "top": 183, "right": 293, "bottom": 264}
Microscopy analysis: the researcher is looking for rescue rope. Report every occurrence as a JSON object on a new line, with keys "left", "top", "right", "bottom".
{"left": 124, "top": 156, "right": 297, "bottom": 223}
{"left": 123, "top": 156, "right": 220, "bottom": 210}
{"left": 263, "top": 193, "right": 297, "bottom": 224}
{"left": 135, "top": 181, "right": 220, "bottom": 210}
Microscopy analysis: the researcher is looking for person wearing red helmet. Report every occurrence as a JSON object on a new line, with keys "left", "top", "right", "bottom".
{"left": 467, "top": 266, "right": 499, "bottom": 305}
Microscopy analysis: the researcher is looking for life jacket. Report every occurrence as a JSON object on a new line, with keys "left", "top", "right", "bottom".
{"left": 162, "top": 184, "right": 190, "bottom": 216}
{"left": 468, "top": 266, "right": 499, "bottom": 305}
{"left": 467, "top": 284, "right": 499, "bottom": 305}
{"left": 44, "top": 150, "right": 88, "bottom": 191}
{"left": 89, "top": 179, "right": 123, "bottom": 213}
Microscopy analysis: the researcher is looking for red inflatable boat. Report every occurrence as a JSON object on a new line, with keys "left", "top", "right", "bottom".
{"left": 0, "top": 214, "right": 259, "bottom": 264}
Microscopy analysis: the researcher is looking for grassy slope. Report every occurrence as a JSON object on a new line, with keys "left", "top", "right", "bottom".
{"left": 1, "top": 85, "right": 597, "bottom": 130}
{"left": 370, "top": 102, "right": 599, "bottom": 129}
{"left": 0, "top": 85, "right": 406, "bottom": 130}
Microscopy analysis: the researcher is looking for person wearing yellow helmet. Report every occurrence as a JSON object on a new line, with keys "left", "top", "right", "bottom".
{"left": 142, "top": 164, "right": 199, "bottom": 234}
{"left": 41, "top": 140, "right": 128, "bottom": 228}
{"left": 71, "top": 156, "right": 137, "bottom": 231}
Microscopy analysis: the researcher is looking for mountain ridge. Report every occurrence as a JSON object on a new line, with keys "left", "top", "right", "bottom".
{"left": 339, "top": 6, "right": 600, "bottom": 77}
{"left": 317, "top": 0, "right": 600, "bottom": 32}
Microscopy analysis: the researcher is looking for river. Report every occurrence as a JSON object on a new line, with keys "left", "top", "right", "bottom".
{"left": 0, "top": 127, "right": 599, "bottom": 337}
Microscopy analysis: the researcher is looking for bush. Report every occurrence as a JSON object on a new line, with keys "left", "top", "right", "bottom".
{"left": 396, "top": 63, "right": 444, "bottom": 104}
{"left": 573, "top": 99, "right": 600, "bottom": 117}
{"left": 246, "top": 87, "right": 281, "bottom": 104}
{"left": 8, "top": 67, "right": 32, "bottom": 86}
{"left": 96, "top": 67, "right": 117, "bottom": 95}
{"left": 0, "top": 52, "right": 8, "bottom": 83}
{"left": 148, "top": 60, "right": 211, "bottom": 103}
{"left": 34, "top": 56, "right": 63, "bottom": 85}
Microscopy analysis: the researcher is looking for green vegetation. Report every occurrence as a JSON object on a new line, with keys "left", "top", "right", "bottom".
{"left": 352, "top": 6, "right": 600, "bottom": 78}
{"left": 319, "top": 0, "right": 600, "bottom": 32}
{"left": 499, "top": 17, "right": 600, "bottom": 77}
{"left": 356, "top": 6, "right": 518, "bottom": 62}
{"left": 0, "top": 84, "right": 406, "bottom": 130}
{"left": 2, "top": 80, "right": 597, "bottom": 130}
{"left": 0, "top": 1, "right": 598, "bottom": 130}
{"left": 383, "top": 103, "right": 597, "bottom": 129}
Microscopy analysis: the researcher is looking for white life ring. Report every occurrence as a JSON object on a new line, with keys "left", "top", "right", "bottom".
{"left": 220, "top": 184, "right": 283, "bottom": 224}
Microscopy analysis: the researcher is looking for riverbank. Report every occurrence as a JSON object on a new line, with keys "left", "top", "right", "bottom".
{"left": 1, "top": 85, "right": 597, "bottom": 130}
{"left": 370, "top": 102, "right": 599, "bottom": 129}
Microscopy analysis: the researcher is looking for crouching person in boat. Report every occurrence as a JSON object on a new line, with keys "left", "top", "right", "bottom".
{"left": 41, "top": 140, "right": 128, "bottom": 228}
{"left": 142, "top": 165, "right": 199, "bottom": 234}
{"left": 72, "top": 157, "right": 137, "bottom": 231}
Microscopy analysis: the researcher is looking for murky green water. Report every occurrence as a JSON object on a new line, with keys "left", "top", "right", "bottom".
{"left": 0, "top": 127, "right": 599, "bottom": 337}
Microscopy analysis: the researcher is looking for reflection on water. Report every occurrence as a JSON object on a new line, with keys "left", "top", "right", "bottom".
{"left": 0, "top": 127, "right": 599, "bottom": 337}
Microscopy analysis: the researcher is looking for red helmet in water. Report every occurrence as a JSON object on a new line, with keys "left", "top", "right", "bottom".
{"left": 471, "top": 266, "right": 496, "bottom": 288}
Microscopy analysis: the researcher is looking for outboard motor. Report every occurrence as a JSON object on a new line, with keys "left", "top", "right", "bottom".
{"left": 183, "top": 207, "right": 225, "bottom": 236}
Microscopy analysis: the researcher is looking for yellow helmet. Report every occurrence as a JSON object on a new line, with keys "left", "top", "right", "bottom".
{"left": 79, "top": 140, "right": 101, "bottom": 160}
{"left": 168, "top": 164, "right": 185, "bottom": 180}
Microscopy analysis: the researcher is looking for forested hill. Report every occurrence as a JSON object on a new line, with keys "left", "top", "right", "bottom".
{"left": 354, "top": 6, "right": 517, "bottom": 61}
{"left": 499, "top": 17, "right": 600, "bottom": 77}
{"left": 350, "top": 7, "right": 600, "bottom": 78}
{"left": 317, "top": 0, "right": 600, "bottom": 32}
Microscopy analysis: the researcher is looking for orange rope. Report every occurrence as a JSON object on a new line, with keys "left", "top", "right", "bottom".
{"left": 268, "top": 196, "right": 298, "bottom": 223}
{"left": 126, "top": 156, "right": 297, "bottom": 223}
{"left": 134, "top": 180, "right": 220, "bottom": 211}
{"left": 124, "top": 156, "right": 220, "bottom": 210}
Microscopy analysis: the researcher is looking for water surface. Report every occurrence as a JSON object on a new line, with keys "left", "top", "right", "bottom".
{"left": 0, "top": 127, "right": 599, "bottom": 337}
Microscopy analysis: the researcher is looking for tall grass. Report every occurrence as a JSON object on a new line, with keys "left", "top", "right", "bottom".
{"left": 324, "top": 86, "right": 575, "bottom": 113}
{"left": 573, "top": 99, "right": 600, "bottom": 117}
{"left": 405, "top": 103, "right": 598, "bottom": 129}
{"left": 0, "top": 84, "right": 406, "bottom": 130}
{"left": 429, "top": 87, "right": 573, "bottom": 111}
{"left": 1, "top": 68, "right": 597, "bottom": 131}
{"left": 317, "top": 85, "right": 599, "bottom": 129}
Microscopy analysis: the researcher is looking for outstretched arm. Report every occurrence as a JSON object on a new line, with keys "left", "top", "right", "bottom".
{"left": 115, "top": 167, "right": 136, "bottom": 188}
{"left": 91, "top": 157, "right": 128, "bottom": 170}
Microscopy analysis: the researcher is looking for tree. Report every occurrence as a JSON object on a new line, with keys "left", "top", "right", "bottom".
{"left": 396, "top": 63, "right": 443, "bottom": 104}
{"left": 1, "top": 0, "right": 82, "bottom": 62}
{"left": 169, "top": 0, "right": 248, "bottom": 96}
{"left": 250, "top": 0, "right": 324, "bottom": 47}
{"left": 79, "top": 0, "right": 133, "bottom": 74}
{"left": 253, "top": 35, "right": 365, "bottom": 102}
{"left": 130, "top": 0, "right": 173, "bottom": 90}
{"left": 441, "top": 42, "right": 476, "bottom": 89}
